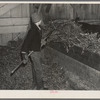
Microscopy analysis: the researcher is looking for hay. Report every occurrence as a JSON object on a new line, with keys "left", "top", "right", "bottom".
{"left": 44, "top": 20, "right": 100, "bottom": 54}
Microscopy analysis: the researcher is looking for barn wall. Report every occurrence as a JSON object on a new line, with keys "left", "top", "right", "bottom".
{"left": 1, "top": 4, "right": 100, "bottom": 46}
{"left": 49, "top": 4, "right": 100, "bottom": 20}
{"left": 0, "top": 4, "right": 30, "bottom": 46}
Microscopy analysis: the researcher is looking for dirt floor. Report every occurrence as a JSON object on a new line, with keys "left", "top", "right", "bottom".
{"left": 1, "top": 39, "right": 100, "bottom": 90}
{"left": 0, "top": 40, "right": 73, "bottom": 90}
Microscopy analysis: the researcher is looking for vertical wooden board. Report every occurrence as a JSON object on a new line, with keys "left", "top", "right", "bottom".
{"left": 49, "top": 4, "right": 55, "bottom": 19}
{"left": 60, "top": 4, "right": 64, "bottom": 19}
{"left": 94, "top": 5, "right": 97, "bottom": 19}
{"left": 77, "top": 4, "right": 81, "bottom": 19}
{"left": 67, "top": 4, "right": 72, "bottom": 19}
{"left": 92, "top": 5, "right": 96, "bottom": 19}
{"left": 26, "top": 4, "right": 30, "bottom": 17}
{"left": 63, "top": 4, "right": 67, "bottom": 19}
{"left": 98, "top": 5, "right": 100, "bottom": 20}
{"left": 56, "top": 4, "right": 60, "bottom": 19}
{"left": 80, "top": 5, "right": 83, "bottom": 19}
{"left": 10, "top": 4, "right": 22, "bottom": 17}
{"left": 77, "top": 5, "right": 81, "bottom": 18}
{"left": 59, "top": 4, "right": 64, "bottom": 19}
{"left": 58, "top": 4, "right": 64, "bottom": 19}
{"left": 65, "top": 4, "right": 69, "bottom": 19}
{"left": 95, "top": 5, "right": 98, "bottom": 19}
{"left": 84, "top": 5, "right": 87, "bottom": 19}
{"left": 21, "top": 4, "right": 30, "bottom": 17}
{"left": 92, "top": 4, "right": 96, "bottom": 19}
{"left": 84, "top": 5, "right": 88, "bottom": 20}
{"left": 78, "top": 4, "right": 82, "bottom": 19}
{"left": 69, "top": 5, "right": 74, "bottom": 19}
{"left": 91, "top": 5, "right": 93, "bottom": 19}
{"left": 82, "top": 5, "right": 85, "bottom": 19}
{"left": 70, "top": 4, "right": 76, "bottom": 19}
{"left": 88, "top": 4, "right": 92, "bottom": 20}
{"left": 64, "top": 5, "right": 67, "bottom": 19}
{"left": 49, "top": 4, "right": 56, "bottom": 19}
{"left": 96, "top": 5, "right": 99, "bottom": 20}
{"left": 97, "top": 5, "right": 100, "bottom": 20}
{"left": 96, "top": 5, "right": 100, "bottom": 20}
{"left": 50, "top": 4, "right": 100, "bottom": 20}
{"left": 57, "top": 4, "right": 61, "bottom": 19}
{"left": 71, "top": 4, "right": 81, "bottom": 19}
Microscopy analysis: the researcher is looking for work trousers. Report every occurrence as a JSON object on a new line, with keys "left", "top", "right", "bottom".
{"left": 29, "top": 51, "right": 44, "bottom": 90}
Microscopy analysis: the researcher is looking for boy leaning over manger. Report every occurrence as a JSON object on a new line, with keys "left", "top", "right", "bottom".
{"left": 20, "top": 12, "right": 47, "bottom": 90}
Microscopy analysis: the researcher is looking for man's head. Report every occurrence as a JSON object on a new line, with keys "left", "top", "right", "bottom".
{"left": 31, "top": 12, "right": 44, "bottom": 29}
{"left": 31, "top": 12, "right": 41, "bottom": 23}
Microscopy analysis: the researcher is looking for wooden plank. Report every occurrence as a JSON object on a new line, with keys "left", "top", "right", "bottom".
{"left": 49, "top": 4, "right": 100, "bottom": 20}
{"left": 0, "top": 18, "right": 29, "bottom": 26}
{"left": 49, "top": 4, "right": 55, "bottom": 19}
{"left": 0, "top": 4, "right": 20, "bottom": 17}
{"left": 0, "top": 25, "right": 28, "bottom": 34}
{"left": 1, "top": 4, "right": 29, "bottom": 18}
{"left": 10, "top": 4, "right": 22, "bottom": 17}
{"left": 0, "top": 4, "right": 7, "bottom": 8}
{"left": 21, "top": 4, "right": 30, "bottom": 17}
{"left": 0, "top": 11, "right": 10, "bottom": 17}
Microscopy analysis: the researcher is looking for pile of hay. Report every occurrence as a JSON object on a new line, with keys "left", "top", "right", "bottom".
{"left": 44, "top": 20, "right": 100, "bottom": 54}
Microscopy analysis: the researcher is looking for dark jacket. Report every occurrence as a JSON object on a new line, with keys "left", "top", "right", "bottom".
{"left": 21, "top": 19, "right": 42, "bottom": 54}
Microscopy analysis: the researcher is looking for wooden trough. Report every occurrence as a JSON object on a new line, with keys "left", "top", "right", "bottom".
{"left": 42, "top": 42, "right": 100, "bottom": 90}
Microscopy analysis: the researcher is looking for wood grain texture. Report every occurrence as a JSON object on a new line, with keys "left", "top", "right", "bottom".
{"left": 0, "top": 18, "right": 29, "bottom": 26}
{"left": 0, "top": 4, "right": 30, "bottom": 46}
{"left": 10, "top": 4, "right": 22, "bottom": 17}
{"left": 0, "top": 4, "right": 20, "bottom": 17}
{"left": 49, "top": 4, "right": 100, "bottom": 20}
{"left": 0, "top": 25, "right": 28, "bottom": 34}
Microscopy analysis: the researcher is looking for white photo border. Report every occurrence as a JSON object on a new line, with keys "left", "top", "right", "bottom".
{"left": 0, "top": 1, "right": 100, "bottom": 99}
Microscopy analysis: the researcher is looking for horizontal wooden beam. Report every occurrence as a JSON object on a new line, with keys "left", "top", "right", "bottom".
{"left": 0, "top": 18, "right": 30, "bottom": 26}
{"left": 0, "top": 25, "right": 28, "bottom": 34}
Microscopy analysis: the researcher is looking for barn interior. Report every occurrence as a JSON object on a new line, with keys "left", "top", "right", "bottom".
{"left": 0, "top": 4, "right": 100, "bottom": 90}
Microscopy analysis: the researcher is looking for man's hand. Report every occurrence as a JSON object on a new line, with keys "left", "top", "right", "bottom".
{"left": 21, "top": 52, "right": 28, "bottom": 65}
{"left": 41, "top": 38, "right": 47, "bottom": 47}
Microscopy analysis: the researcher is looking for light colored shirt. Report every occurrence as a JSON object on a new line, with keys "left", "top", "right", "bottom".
{"left": 35, "top": 20, "right": 42, "bottom": 30}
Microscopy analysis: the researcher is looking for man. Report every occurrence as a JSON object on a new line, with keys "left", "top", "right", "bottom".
{"left": 20, "top": 12, "right": 46, "bottom": 90}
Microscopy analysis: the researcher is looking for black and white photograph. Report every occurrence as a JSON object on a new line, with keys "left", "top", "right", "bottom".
{"left": 0, "top": 3, "right": 100, "bottom": 91}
